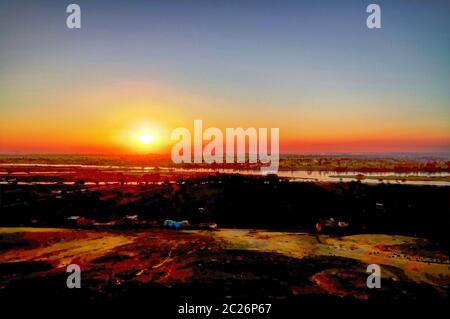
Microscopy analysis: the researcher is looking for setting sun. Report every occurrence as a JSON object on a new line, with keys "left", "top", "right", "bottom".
{"left": 140, "top": 133, "right": 154, "bottom": 145}
{"left": 111, "top": 120, "right": 169, "bottom": 153}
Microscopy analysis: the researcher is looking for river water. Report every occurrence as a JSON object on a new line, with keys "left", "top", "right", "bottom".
{"left": 0, "top": 163, "right": 449, "bottom": 186}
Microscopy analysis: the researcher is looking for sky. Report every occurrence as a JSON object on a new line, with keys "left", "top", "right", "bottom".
{"left": 0, "top": 0, "right": 449, "bottom": 154}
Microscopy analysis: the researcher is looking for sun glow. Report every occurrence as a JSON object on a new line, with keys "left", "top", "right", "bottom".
{"left": 140, "top": 133, "right": 154, "bottom": 145}
{"left": 132, "top": 129, "right": 159, "bottom": 152}
{"left": 112, "top": 119, "right": 170, "bottom": 154}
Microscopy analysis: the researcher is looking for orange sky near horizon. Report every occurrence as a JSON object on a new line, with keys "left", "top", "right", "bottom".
{"left": 0, "top": 79, "right": 449, "bottom": 155}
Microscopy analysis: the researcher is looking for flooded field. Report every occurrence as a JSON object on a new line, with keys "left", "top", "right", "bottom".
{"left": 1, "top": 163, "right": 450, "bottom": 186}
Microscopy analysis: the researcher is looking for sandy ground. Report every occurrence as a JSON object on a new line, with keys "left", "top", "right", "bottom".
{"left": 0, "top": 227, "right": 449, "bottom": 305}
{"left": 210, "top": 229, "right": 450, "bottom": 286}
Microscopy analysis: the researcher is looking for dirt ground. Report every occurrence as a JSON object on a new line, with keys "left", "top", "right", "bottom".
{"left": 1, "top": 227, "right": 448, "bottom": 312}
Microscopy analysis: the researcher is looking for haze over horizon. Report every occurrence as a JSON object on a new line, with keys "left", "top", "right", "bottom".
{"left": 1, "top": 0, "right": 449, "bottom": 154}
